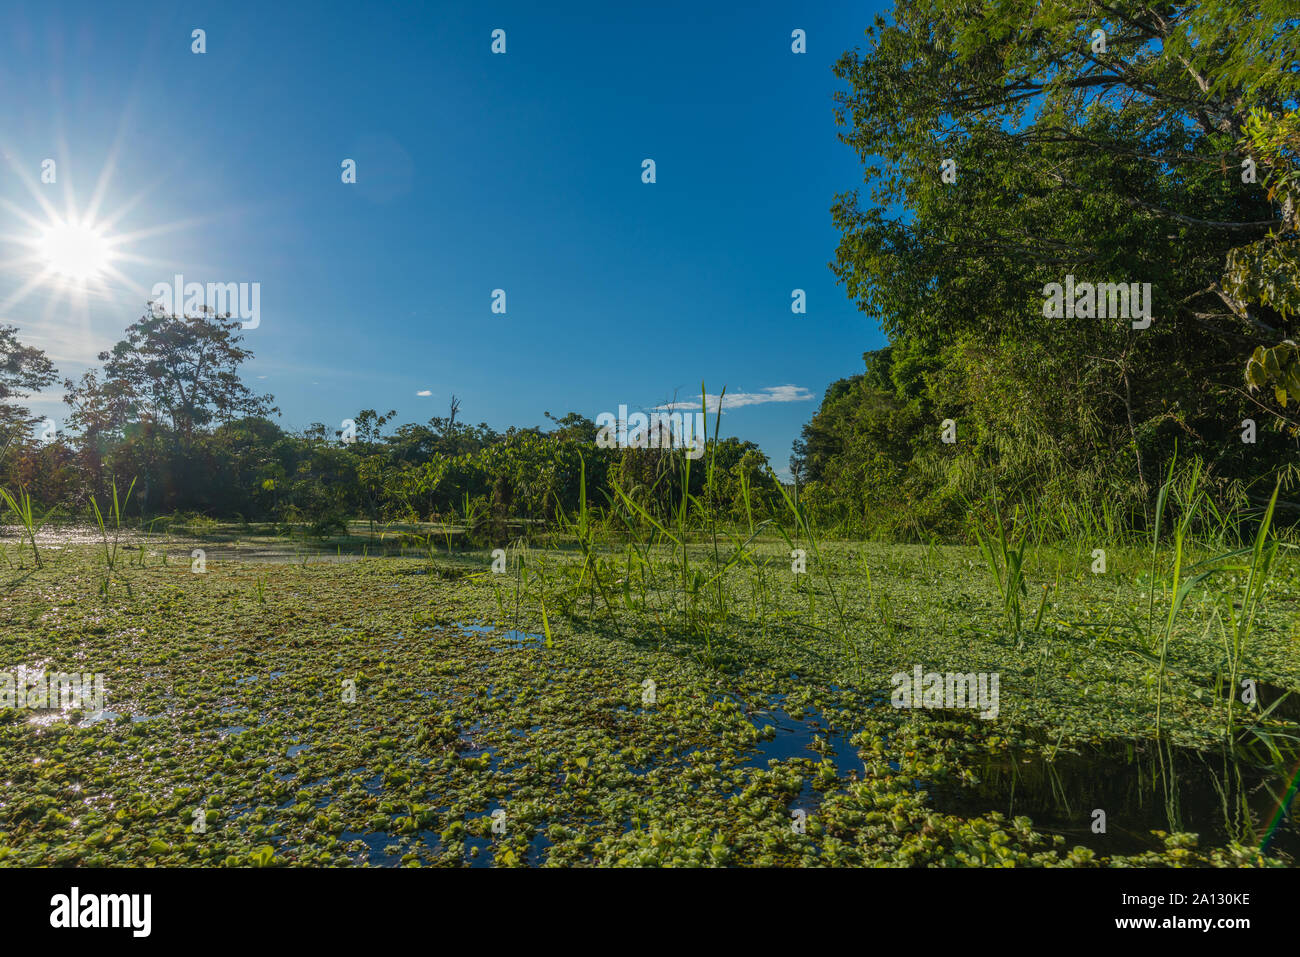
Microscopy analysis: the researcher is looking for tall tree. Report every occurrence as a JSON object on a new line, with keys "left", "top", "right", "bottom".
{"left": 91, "top": 306, "right": 276, "bottom": 442}
{"left": 832, "top": 0, "right": 1295, "bottom": 345}
{"left": 0, "top": 324, "right": 57, "bottom": 443}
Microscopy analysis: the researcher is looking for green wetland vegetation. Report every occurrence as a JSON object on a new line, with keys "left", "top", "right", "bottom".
{"left": 1, "top": 474, "right": 1298, "bottom": 868}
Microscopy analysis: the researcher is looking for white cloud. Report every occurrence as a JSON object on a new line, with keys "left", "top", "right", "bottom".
{"left": 655, "top": 384, "right": 814, "bottom": 414}
{"left": 416, "top": 389, "right": 432, "bottom": 397}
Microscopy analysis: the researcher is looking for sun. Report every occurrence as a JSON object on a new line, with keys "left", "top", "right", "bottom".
{"left": 1, "top": 145, "right": 214, "bottom": 343}
{"left": 36, "top": 219, "right": 113, "bottom": 281}
{"left": 0, "top": 147, "right": 186, "bottom": 320}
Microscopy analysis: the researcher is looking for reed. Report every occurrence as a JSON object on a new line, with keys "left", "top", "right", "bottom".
{"left": 0, "top": 484, "right": 55, "bottom": 569}
{"left": 1216, "top": 482, "right": 1280, "bottom": 747}
{"left": 89, "top": 477, "right": 136, "bottom": 595}
{"left": 972, "top": 494, "right": 1029, "bottom": 636}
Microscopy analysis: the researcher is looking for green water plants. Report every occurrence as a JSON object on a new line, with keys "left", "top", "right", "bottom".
{"left": 88, "top": 477, "right": 136, "bottom": 596}
{"left": 972, "top": 494, "right": 1030, "bottom": 637}
{"left": 0, "top": 484, "right": 55, "bottom": 569}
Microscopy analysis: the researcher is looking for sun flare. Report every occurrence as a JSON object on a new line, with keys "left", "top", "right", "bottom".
{"left": 0, "top": 146, "right": 188, "bottom": 323}
{"left": 36, "top": 219, "right": 113, "bottom": 281}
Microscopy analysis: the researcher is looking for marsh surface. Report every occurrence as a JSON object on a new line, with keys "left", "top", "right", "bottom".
{"left": 0, "top": 534, "right": 1296, "bottom": 867}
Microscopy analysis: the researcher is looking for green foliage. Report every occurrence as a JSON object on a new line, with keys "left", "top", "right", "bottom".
{"left": 89, "top": 477, "right": 135, "bottom": 597}
{"left": 0, "top": 484, "right": 55, "bottom": 568}
{"left": 1245, "top": 340, "right": 1300, "bottom": 407}
{"left": 807, "top": 0, "right": 1300, "bottom": 534}
{"left": 972, "top": 496, "right": 1031, "bottom": 636}
{"left": 0, "top": 324, "right": 57, "bottom": 443}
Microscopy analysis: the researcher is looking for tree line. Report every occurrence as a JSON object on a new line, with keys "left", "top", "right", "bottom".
{"left": 0, "top": 311, "right": 780, "bottom": 534}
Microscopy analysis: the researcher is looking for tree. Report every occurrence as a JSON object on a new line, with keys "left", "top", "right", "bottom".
{"left": 0, "top": 324, "right": 56, "bottom": 444}
{"left": 94, "top": 306, "right": 276, "bottom": 442}
{"left": 820, "top": 0, "right": 1299, "bottom": 524}
{"left": 59, "top": 306, "right": 276, "bottom": 512}
{"left": 342, "top": 408, "right": 397, "bottom": 450}
{"left": 833, "top": 0, "right": 1294, "bottom": 341}
{"left": 544, "top": 411, "right": 598, "bottom": 443}
{"left": 1237, "top": 107, "right": 1300, "bottom": 415}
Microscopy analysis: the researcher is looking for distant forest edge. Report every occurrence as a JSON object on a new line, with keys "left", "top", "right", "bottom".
{"left": 1, "top": 0, "right": 1298, "bottom": 541}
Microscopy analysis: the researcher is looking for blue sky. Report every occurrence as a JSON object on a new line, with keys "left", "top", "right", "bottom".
{"left": 0, "top": 0, "right": 890, "bottom": 477}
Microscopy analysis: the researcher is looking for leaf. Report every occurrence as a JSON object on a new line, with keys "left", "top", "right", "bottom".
{"left": 249, "top": 845, "right": 275, "bottom": 867}
{"left": 539, "top": 596, "right": 553, "bottom": 649}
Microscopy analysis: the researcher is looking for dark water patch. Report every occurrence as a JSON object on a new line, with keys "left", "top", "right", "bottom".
{"left": 930, "top": 737, "right": 1300, "bottom": 859}
{"left": 1184, "top": 676, "right": 1300, "bottom": 723}
{"left": 441, "top": 620, "right": 548, "bottom": 652}
{"left": 745, "top": 706, "right": 861, "bottom": 777}
{"left": 1252, "top": 682, "right": 1300, "bottom": 722}
{"left": 236, "top": 671, "right": 286, "bottom": 686}
{"left": 464, "top": 834, "right": 494, "bottom": 867}
{"left": 491, "top": 629, "right": 545, "bottom": 651}
{"left": 463, "top": 804, "right": 503, "bottom": 867}
{"left": 340, "top": 829, "right": 403, "bottom": 866}
{"left": 737, "top": 705, "right": 865, "bottom": 821}
{"left": 418, "top": 828, "right": 443, "bottom": 858}
{"left": 528, "top": 831, "right": 552, "bottom": 866}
